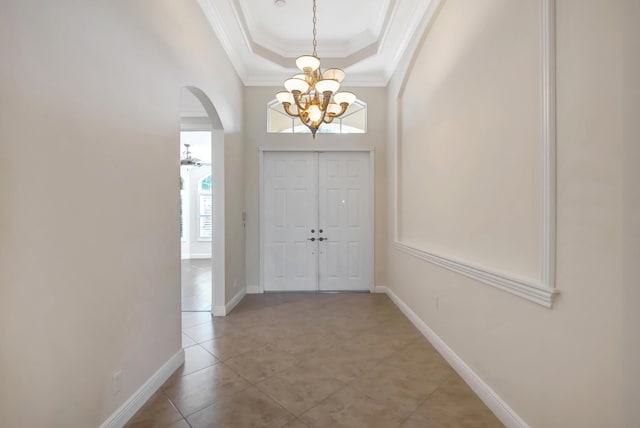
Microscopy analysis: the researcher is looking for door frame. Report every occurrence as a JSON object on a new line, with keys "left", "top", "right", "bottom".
{"left": 258, "top": 146, "right": 376, "bottom": 294}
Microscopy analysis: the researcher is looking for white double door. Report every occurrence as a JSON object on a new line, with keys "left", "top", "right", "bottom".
{"left": 263, "top": 151, "right": 372, "bottom": 292}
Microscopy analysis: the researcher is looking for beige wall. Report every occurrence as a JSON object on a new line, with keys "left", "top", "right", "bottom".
{"left": 243, "top": 86, "right": 388, "bottom": 290}
{"left": 387, "top": 0, "right": 631, "bottom": 426}
{"left": 622, "top": 2, "right": 640, "bottom": 426}
{"left": 0, "top": 1, "right": 244, "bottom": 427}
{"left": 398, "top": 0, "right": 543, "bottom": 283}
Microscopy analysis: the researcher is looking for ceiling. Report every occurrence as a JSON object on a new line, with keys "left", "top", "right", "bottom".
{"left": 198, "top": 0, "right": 434, "bottom": 87}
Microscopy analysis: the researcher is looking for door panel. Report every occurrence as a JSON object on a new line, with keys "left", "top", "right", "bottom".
{"left": 318, "top": 152, "right": 371, "bottom": 291}
{"left": 264, "top": 152, "right": 318, "bottom": 291}
{"left": 263, "top": 151, "right": 371, "bottom": 292}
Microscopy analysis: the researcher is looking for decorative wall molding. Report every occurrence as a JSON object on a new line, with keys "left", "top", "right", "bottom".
{"left": 380, "top": 286, "right": 531, "bottom": 428}
{"left": 213, "top": 287, "right": 246, "bottom": 316}
{"left": 393, "top": 243, "right": 556, "bottom": 307}
{"left": 99, "top": 350, "right": 185, "bottom": 428}
{"left": 393, "top": 0, "right": 558, "bottom": 308}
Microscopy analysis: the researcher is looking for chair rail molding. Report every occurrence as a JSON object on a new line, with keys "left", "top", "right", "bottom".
{"left": 392, "top": 0, "right": 558, "bottom": 308}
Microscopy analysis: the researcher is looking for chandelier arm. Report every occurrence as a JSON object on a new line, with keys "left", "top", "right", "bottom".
{"left": 292, "top": 91, "right": 307, "bottom": 113}
{"left": 316, "top": 91, "right": 332, "bottom": 125}
{"left": 282, "top": 103, "right": 300, "bottom": 118}
{"left": 334, "top": 102, "right": 349, "bottom": 118}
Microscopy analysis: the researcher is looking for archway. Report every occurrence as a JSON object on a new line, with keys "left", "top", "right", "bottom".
{"left": 180, "top": 86, "right": 225, "bottom": 316}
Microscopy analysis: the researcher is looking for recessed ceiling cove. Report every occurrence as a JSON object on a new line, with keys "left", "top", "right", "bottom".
{"left": 197, "top": 0, "right": 435, "bottom": 86}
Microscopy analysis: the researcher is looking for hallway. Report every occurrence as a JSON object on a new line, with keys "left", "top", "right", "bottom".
{"left": 126, "top": 294, "right": 502, "bottom": 427}
{"left": 182, "top": 259, "right": 212, "bottom": 312}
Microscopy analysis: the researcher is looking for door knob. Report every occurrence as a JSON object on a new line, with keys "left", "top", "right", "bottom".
{"left": 318, "top": 237, "right": 327, "bottom": 242}
{"left": 311, "top": 229, "right": 315, "bottom": 233}
{"left": 307, "top": 237, "right": 316, "bottom": 242}
{"left": 319, "top": 229, "right": 323, "bottom": 233}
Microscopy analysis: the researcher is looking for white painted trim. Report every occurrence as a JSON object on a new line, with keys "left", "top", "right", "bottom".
{"left": 213, "top": 287, "right": 246, "bottom": 317}
{"left": 369, "top": 150, "right": 376, "bottom": 293}
{"left": 373, "top": 285, "right": 388, "bottom": 294}
{"left": 196, "top": 0, "right": 248, "bottom": 82}
{"left": 381, "top": 287, "right": 530, "bottom": 428}
{"left": 394, "top": 243, "right": 556, "bottom": 308}
{"left": 247, "top": 285, "right": 263, "bottom": 294}
{"left": 392, "top": 0, "right": 558, "bottom": 308}
{"left": 227, "top": 288, "right": 246, "bottom": 314}
{"left": 212, "top": 129, "right": 226, "bottom": 316}
{"left": 99, "top": 350, "right": 185, "bottom": 428}
{"left": 186, "top": 254, "right": 212, "bottom": 260}
{"left": 258, "top": 151, "right": 265, "bottom": 294}
{"left": 259, "top": 150, "right": 375, "bottom": 293}
{"left": 541, "top": 0, "right": 557, "bottom": 290}
{"left": 258, "top": 145, "right": 376, "bottom": 153}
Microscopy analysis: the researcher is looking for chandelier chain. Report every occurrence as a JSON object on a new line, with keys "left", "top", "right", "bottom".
{"left": 312, "top": 0, "right": 317, "bottom": 57}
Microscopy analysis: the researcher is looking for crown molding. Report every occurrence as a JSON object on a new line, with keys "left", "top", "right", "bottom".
{"left": 197, "top": 0, "right": 436, "bottom": 87}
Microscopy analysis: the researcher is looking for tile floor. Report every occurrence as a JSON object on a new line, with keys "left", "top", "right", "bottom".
{"left": 181, "top": 259, "right": 212, "bottom": 312}
{"left": 126, "top": 293, "right": 504, "bottom": 428}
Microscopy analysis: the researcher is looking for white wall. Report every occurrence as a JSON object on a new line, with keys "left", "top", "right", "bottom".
{"left": 242, "top": 86, "right": 388, "bottom": 291}
{"left": 387, "top": 0, "right": 633, "bottom": 427}
{"left": 0, "top": 1, "right": 244, "bottom": 427}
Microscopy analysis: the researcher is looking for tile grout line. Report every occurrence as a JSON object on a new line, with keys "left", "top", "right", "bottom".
{"left": 159, "top": 389, "right": 193, "bottom": 428}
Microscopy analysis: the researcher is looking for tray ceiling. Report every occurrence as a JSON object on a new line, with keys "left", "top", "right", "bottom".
{"left": 198, "top": 0, "right": 435, "bottom": 86}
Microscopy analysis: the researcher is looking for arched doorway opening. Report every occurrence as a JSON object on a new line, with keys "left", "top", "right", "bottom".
{"left": 179, "top": 86, "right": 225, "bottom": 316}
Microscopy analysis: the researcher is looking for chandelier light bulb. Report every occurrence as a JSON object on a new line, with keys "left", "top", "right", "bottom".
{"left": 333, "top": 91, "right": 356, "bottom": 106}
{"left": 323, "top": 68, "right": 345, "bottom": 83}
{"left": 315, "top": 79, "right": 340, "bottom": 95}
{"left": 276, "top": 91, "right": 294, "bottom": 105}
{"left": 296, "top": 55, "right": 320, "bottom": 72}
{"left": 308, "top": 104, "right": 322, "bottom": 123}
{"left": 326, "top": 103, "right": 341, "bottom": 116}
{"left": 284, "top": 78, "right": 310, "bottom": 94}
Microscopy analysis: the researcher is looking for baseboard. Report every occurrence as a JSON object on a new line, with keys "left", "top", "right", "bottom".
{"left": 373, "top": 285, "right": 388, "bottom": 294}
{"left": 381, "top": 287, "right": 530, "bottom": 428}
{"left": 212, "top": 288, "right": 246, "bottom": 316}
{"left": 187, "top": 254, "right": 212, "bottom": 260}
{"left": 99, "top": 349, "right": 185, "bottom": 428}
{"left": 247, "top": 285, "right": 262, "bottom": 294}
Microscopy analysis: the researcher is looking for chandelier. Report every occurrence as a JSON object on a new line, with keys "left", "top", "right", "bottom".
{"left": 180, "top": 143, "right": 202, "bottom": 167}
{"left": 275, "top": 0, "right": 356, "bottom": 138}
